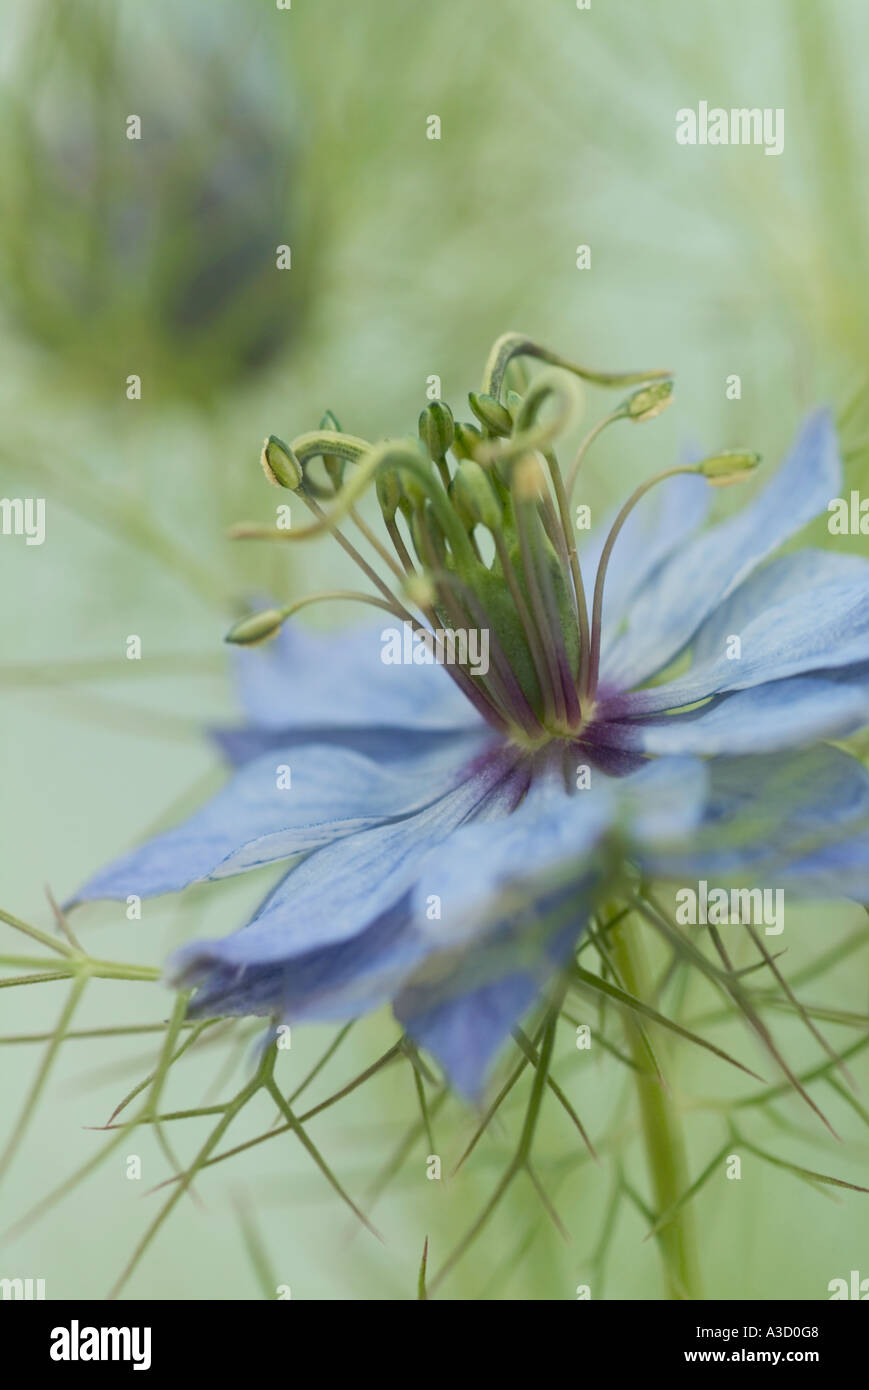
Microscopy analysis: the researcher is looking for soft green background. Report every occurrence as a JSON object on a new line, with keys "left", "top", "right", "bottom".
{"left": 1, "top": 0, "right": 868, "bottom": 1300}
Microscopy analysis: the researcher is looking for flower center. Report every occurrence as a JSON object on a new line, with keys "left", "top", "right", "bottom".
{"left": 227, "top": 333, "right": 760, "bottom": 749}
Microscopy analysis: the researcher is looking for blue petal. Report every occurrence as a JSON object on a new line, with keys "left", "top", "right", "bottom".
{"left": 179, "top": 896, "right": 430, "bottom": 1023}
{"left": 639, "top": 745, "right": 869, "bottom": 900}
{"left": 614, "top": 755, "right": 709, "bottom": 842}
{"left": 407, "top": 762, "right": 614, "bottom": 947}
{"left": 601, "top": 673, "right": 869, "bottom": 755}
{"left": 779, "top": 835, "right": 869, "bottom": 902}
{"left": 234, "top": 619, "right": 483, "bottom": 732}
{"left": 395, "top": 898, "right": 591, "bottom": 1099}
{"left": 209, "top": 723, "right": 459, "bottom": 769}
{"left": 619, "top": 573, "right": 869, "bottom": 716}
{"left": 75, "top": 731, "right": 492, "bottom": 901}
{"left": 691, "top": 551, "right": 869, "bottom": 669}
{"left": 395, "top": 959, "right": 561, "bottom": 1101}
{"left": 393, "top": 757, "right": 706, "bottom": 1096}
{"left": 173, "top": 754, "right": 707, "bottom": 1094}
{"left": 407, "top": 754, "right": 707, "bottom": 950}
{"left": 398, "top": 975, "right": 539, "bottom": 1099}
{"left": 168, "top": 746, "right": 527, "bottom": 986}
{"left": 600, "top": 410, "right": 842, "bottom": 690}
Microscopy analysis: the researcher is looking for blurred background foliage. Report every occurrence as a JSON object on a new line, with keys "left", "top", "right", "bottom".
{"left": 1, "top": 0, "right": 868, "bottom": 1300}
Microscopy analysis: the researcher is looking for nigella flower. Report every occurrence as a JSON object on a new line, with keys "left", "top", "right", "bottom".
{"left": 75, "top": 334, "right": 869, "bottom": 1100}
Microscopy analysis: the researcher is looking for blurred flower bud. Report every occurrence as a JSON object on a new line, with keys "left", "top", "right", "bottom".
{"left": 624, "top": 380, "right": 675, "bottom": 422}
{"left": 452, "top": 422, "right": 484, "bottom": 460}
{"left": 225, "top": 608, "right": 286, "bottom": 646}
{"left": 468, "top": 391, "right": 513, "bottom": 437}
{"left": 376, "top": 469, "right": 403, "bottom": 523}
{"left": 419, "top": 400, "right": 455, "bottom": 461}
{"left": 261, "top": 435, "right": 303, "bottom": 490}
{"left": 320, "top": 410, "right": 345, "bottom": 489}
{"left": 697, "top": 450, "right": 761, "bottom": 486}
{"left": 0, "top": 6, "right": 310, "bottom": 399}
{"left": 450, "top": 460, "right": 503, "bottom": 530}
{"left": 505, "top": 390, "right": 524, "bottom": 423}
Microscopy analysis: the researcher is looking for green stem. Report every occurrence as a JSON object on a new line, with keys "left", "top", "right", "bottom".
{"left": 609, "top": 915, "right": 702, "bottom": 1300}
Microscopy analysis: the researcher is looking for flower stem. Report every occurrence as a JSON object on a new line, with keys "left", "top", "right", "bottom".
{"left": 608, "top": 914, "right": 702, "bottom": 1300}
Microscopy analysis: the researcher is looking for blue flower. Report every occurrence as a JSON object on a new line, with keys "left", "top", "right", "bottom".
{"left": 75, "top": 338, "right": 869, "bottom": 1099}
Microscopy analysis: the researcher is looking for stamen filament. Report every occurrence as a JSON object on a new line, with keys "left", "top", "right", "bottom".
{"left": 512, "top": 464, "right": 567, "bottom": 727}
{"left": 384, "top": 517, "right": 417, "bottom": 577}
{"left": 279, "top": 590, "right": 406, "bottom": 623}
{"left": 491, "top": 373, "right": 590, "bottom": 708}
{"left": 454, "top": 580, "right": 545, "bottom": 737}
{"left": 522, "top": 513, "right": 581, "bottom": 728}
{"left": 301, "top": 494, "right": 417, "bottom": 625}
{"left": 482, "top": 331, "right": 670, "bottom": 403}
{"left": 268, "top": 440, "right": 479, "bottom": 576}
{"left": 413, "top": 516, "right": 522, "bottom": 732}
{"left": 565, "top": 409, "right": 623, "bottom": 500}
{"left": 492, "top": 531, "right": 556, "bottom": 724}
{"left": 585, "top": 465, "right": 697, "bottom": 700}
{"left": 542, "top": 448, "right": 591, "bottom": 705}
{"left": 347, "top": 506, "right": 407, "bottom": 584}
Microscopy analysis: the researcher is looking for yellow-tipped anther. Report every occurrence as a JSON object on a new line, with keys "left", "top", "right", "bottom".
{"left": 225, "top": 607, "right": 287, "bottom": 646}
{"left": 624, "top": 379, "right": 674, "bottom": 423}
{"left": 261, "top": 435, "right": 303, "bottom": 490}
{"left": 697, "top": 450, "right": 761, "bottom": 486}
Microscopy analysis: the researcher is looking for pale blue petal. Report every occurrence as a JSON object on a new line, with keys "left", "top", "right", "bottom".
{"left": 639, "top": 746, "right": 869, "bottom": 899}
{"left": 169, "top": 746, "right": 527, "bottom": 983}
{"left": 690, "top": 551, "right": 869, "bottom": 669}
{"left": 779, "top": 835, "right": 869, "bottom": 902}
{"left": 397, "top": 971, "right": 549, "bottom": 1100}
{"left": 601, "top": 673, "right": 869, "bottom": 756}
{"left": 395, "top": 902, "right": 589, "bottom": 1099}
{"left": 235, "top": 619, "right": 483, "bottom": 732}
{"left": 210, "top": 723, "right": 457, "bottom": 768}
{"left": 180, "top": 896, "right": 429, "bottom": 1022}
{"left": 620, "top": 577, "right": 869, "bottom": 716}
{"left": 75, "top": 731, "right": 492, "bottom": 901}
{"left": 408, "top": 762, "right": 614, "bottom": 948}
{"left": 600, "top": 410, "right": 842, "bottom": 690}
{"left": 392, "top": 758, "right": 706, "bottom": 1095}
{"left": 614, "top": 755, "right": 708, "bottom": 842}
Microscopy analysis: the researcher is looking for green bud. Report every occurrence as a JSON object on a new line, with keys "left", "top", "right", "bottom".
{"left": 697, "top": 450, "right": 761, "bottom": 486}
{"left": 505, "top": 390, "right": 524, "bottom": 422}
{"left": 261, "top": 435, "right": 303, "bottom": 490}
{"left": 418, "top": 400, "right": 455, "bottom": 461}
{"left": 450, "top": 459, "right": 503, "bottom": 531}
{"left": 400, "top": 464, "right": 430, "bottom": 510}
{"left": 225, "top": 607, "right": 286, "bottom": 646}
{"left": 624, "top": 379, "right": 674, "bottom": 423}
{"left": 376, "top": 469, "right": 403, "bottom": 523}
{"left": 320, "top": 409, "right": 345, "bottom": 489}
{"left": 452, "top": 421, "right": 484, "bottom": 460}
{"left": 468, "top": 391, "right": 513, "bottom": 437}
